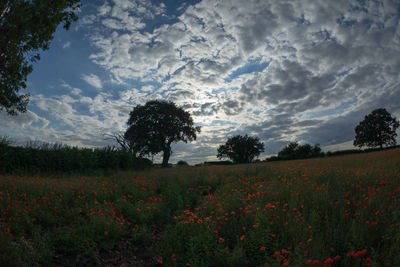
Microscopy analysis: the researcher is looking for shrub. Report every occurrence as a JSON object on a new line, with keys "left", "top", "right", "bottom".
{"left": 0, "top": 138, "right": 152, "bottom": 174}
{"left": 176, "top": 160, "right": 189, "bottom": 166}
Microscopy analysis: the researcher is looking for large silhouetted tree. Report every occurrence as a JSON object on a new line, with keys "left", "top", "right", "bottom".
{"left": 125, "top": 100, "right": 201, "bottom": 167}
{"left": 217, "top": 134, "right": 264, "bottom": 164}
{"left": 0, "top": 0, "right": 81, "bottom": 115}
{"left": 354, "top": 108, "right": 399, "bottom": 149}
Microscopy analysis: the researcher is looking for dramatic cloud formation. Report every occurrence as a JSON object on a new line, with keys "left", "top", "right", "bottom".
{"left": 1, "top": 0, "right": 400, "bottom": 164}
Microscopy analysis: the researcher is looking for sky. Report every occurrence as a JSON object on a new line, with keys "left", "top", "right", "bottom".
{"left": 1, "top": 0, "right": 400, "bottom": 164}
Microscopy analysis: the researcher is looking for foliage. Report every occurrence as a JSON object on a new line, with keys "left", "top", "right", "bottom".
{"left": 104, "top": 131, "right": 136, "bottom": 155}
{"left": 326, "top": 145, "right": 400, "bottom": 157}
{"left": 176, "top": 160, "right": 189, "bottom": 166}
{"left": 203, "top": 161, "right": 233, "bottom": 166}
{"left": 217, "top": 134, "right": 264, "bottom": 164}
{"left": 0, "top": 148, "right": 399, "bottom": 266}
{"left": 277, "top": 142, "right": 323, "bottom": 160}
{"left": 0, "top": 0, "right": 81, "bottom": 115}
{"left": 354, "top": 108, "right": 400, "bottom": 149}
{"left": 0, "top": 140, "right": 152, "bottom": 175}
{"left": 125, "top": 100, "right": 201, "bottom": 167}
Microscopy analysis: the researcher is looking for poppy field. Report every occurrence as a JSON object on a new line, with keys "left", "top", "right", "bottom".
{"left": 0, "top": 148, "right": 399, "bottom": 266}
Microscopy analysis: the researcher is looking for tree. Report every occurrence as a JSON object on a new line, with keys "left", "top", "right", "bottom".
{"left": 124, "top": 100, "right": 201, "bottom": 167}
{"left": 176, "top": 160, "right": 189, "bottom": 166}
{"left": 277, "top": 142, "right": 299, "bottom": 159}
{"left": 278, "top": 142, "right": 323, "bottom": 160}
{"left": 104, "top": 131, "right": 136, "bottom": 155}
{"left": 354, "top": 108, "right": 399, "bottom": 149}
{"left": 0, "top": 0, "right": 81, "bottom": 115}
{"left": 217, "top": 134, "right": 264, "bottom": 164}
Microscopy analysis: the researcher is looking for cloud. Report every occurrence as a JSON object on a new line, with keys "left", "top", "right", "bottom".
{"left": 0, "top": 110, "right": 49, "bottom": 129}
{"left": 5, "top": 0, "right": 399, "bottom": 165}
{"left": 62, "top": 41, "right": 71, "bottom": 49}
{"left": 81, "top": 74, "right": 103, "bottom": 89}
{"left": 71, "top": 88, "right": 82, "bottom": 95}
{"left": 71, "top": 0, "right": 400, "bottom": 157}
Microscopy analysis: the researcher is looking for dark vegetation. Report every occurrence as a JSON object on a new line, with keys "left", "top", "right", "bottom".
{"left": 176, "top": 160, "right": 189, "bottom": 166}
{"left": 0, "top": 137, "right": 152, "bottom": 175}
{"left": 276, "top": 142, "right": 323, "bottom": 160}
{"left": 0, "top": 149, "right": 399, "bottom": 266}
{"left": 217, "top": 134, "right": 264, "bottom": 163}
{"left": 265, "top": 144, "right": 400, "bottom": 162}
{"left": 354, "top": 108, "right": 399, "bottom": 149}
{"left": 124, "top": 100, "right": 201, "bottom": 167}
{"left": 0, "top": 0, "right": 81, "bottom": 115}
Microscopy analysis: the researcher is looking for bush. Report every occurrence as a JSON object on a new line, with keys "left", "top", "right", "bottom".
{"left": 277, "top": 142, "right": 324, "bottom": 160}
{"left": 176, "top": 160, "right": 189, "bottom": 166}
{"left": 0, "top": 138, "right": 152, "bottom": 174}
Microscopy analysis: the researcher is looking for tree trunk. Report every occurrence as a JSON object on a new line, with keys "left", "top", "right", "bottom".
{"left": 162, "top": 148, "right": 171, "bottom": 167}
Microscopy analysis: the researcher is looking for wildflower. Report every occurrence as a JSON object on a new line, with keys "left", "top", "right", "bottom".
{"left": 323, "top": 258, "right": 333, "bottom": 267}
{"left": 260, "top": 246, "right": 266, "bottom": 251}
{"left": 157, "top": 257, "right": 163, "bottom": 264}
{"left": 273, "top": 251, "right": 281, "bottom": 258}
{"left": 104, "top": 231, "right": 108, "bottom": 236}
{"left": 240, "top": 235, "right": 245, "bottom": 241}
{"left": 171, "top": 253, "right": 176, "bottom": 262}
{"left": 354, "top": 249, "right": 367, "bottom": 257}
{"left": 218, "top": 237, "right": 225, "bottom": 243}
{"left": 347, "top": 251, "right": 355, "bottom": 257}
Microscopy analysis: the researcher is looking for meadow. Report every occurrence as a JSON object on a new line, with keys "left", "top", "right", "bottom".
{"left": 0, "top": 148, "right": 399, "bottom": 266}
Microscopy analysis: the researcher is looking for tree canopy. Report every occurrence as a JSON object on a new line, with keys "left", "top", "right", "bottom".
{"left": 0, "top": 0, "right": 81, "bottom": 115}
{"left": 217, "top": 134, "right": 264, "bottom": 164}
{"left": 354, "top": 108, "right": 399, "bottom": 149}
{"left": 124, "top": 100, "right": 201, "bottom": 167}
{"left": 277, "top": 142, "right": 322, "bottom": 160}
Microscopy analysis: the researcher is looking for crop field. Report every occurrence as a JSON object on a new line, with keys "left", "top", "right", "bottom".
{"left": 0, "top": 149, "right": 399, "bottom": 266}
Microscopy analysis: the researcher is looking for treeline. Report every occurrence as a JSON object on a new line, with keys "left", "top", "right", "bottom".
{"left": 265, "top": 142, "right": 400, "bottom": 162}
{"left": 0, "top": 138, "right": 152, "bottom": 175}
{"left": 267, "top": 142, "right": 324, "bottom": 161}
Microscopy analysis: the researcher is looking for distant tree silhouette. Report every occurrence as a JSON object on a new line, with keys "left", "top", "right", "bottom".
{"left": 354, "top": 108, "right": 399, "bottom": 149}
{"left": 124, "top": 100, "right": 200, "bottom": 167}
{"left": 278, "top": 142, "right": 322, "bottom": 160}
{"left": 176, "top": 160, "right": 189, "bottom": 166}
{"left": 217, "top": 134, "right": 264, "bottom": 164}
{"left": 277, "top": 142, "right": 299, "bottom": 159}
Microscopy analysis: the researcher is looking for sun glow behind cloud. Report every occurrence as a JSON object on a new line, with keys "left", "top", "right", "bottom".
{"left": 1, "top": 0, "right": 400, "bottom": 164}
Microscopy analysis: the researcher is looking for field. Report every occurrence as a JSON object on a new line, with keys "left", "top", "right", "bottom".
{"left": 0, "top": 149, "right": 399, "bottom": 266}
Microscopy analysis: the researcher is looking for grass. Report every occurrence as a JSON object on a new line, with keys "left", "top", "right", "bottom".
{"left": 0, "top": 148, "right": 399, "bottom": 266}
